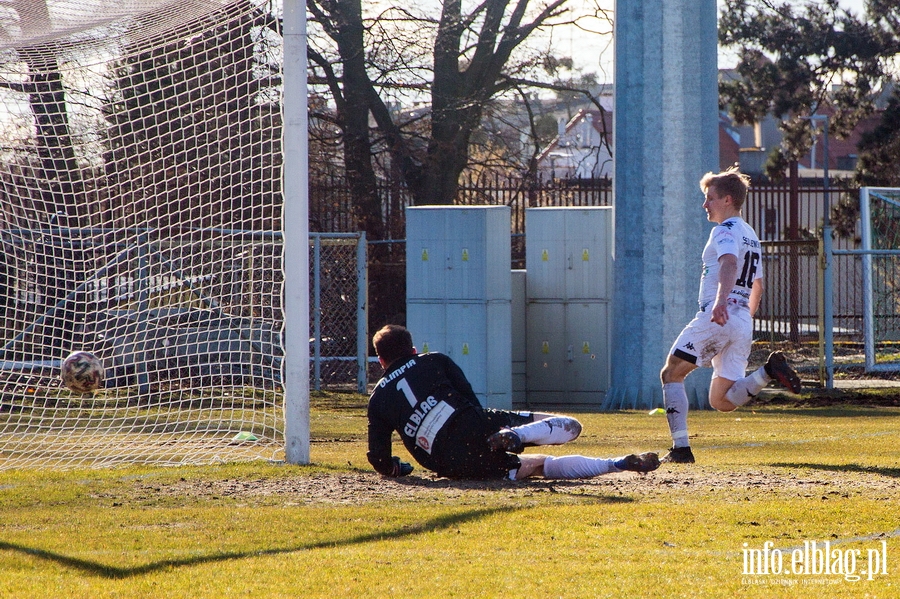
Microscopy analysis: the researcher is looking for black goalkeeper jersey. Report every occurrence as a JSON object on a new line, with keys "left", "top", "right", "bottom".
{"left": 367, "top": 352, "right": 485, "bottom": 476}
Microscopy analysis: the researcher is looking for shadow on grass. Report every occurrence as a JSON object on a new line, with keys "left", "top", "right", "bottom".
{"left": 0, "top": 506, "right": 519, "bottom": 579}
{"left": 390, "top": 474, "right": 640, "bottom": 503}
{"left": 771, "top": 462, "right": 900, "bottom": 479}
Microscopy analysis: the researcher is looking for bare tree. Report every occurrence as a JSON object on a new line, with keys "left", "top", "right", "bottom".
{"left": 0, "top": 1, "right": 85, "bottom": 352}
{"left": 1, "top": 1, "right": 83, "bottom": 221}
{"left": 307, "top": 0, "right": 611, "bottom": 224}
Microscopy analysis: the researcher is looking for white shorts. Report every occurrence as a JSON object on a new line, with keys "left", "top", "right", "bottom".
{"left": 668, "top": 305, "right": 753, "bottom": 382}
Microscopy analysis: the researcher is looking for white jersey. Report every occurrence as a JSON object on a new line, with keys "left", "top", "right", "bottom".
{"left": 698, "top": 216, "right": 762, "bottom": 312}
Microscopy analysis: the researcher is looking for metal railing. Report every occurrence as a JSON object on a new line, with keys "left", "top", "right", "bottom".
{"left": 309, "top": 232, "right": 368, "bottom": 393}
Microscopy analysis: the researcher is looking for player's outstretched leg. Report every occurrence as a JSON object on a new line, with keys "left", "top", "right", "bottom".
{"left": 540, "top": 452, "right": 660, "bottom": 478}
{"left": 487, "top": 416, "right": 582, "bottom": 454}
{"left": 764, "top": 351, "right": 802, "bottom": 393}
{"left": 513, "top": 416, "right": 581, "bottom": 445}
{"left": 615, "top": 452, "right": 661, "bottom": 473}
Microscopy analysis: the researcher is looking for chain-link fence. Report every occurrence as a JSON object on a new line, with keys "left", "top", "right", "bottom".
{"left": 755, "top": 238, "right": 838, "bottom": 387}
{"left": 754, "top": 187, "right": 900, "bottom": 388}
{"left": 823, "top": 187, "right": 900, "bottom": 380}
{"left": 309, "top": 233, "right": 368, "bottom": 392}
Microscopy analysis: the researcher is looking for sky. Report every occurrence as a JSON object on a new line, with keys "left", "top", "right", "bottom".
{"left": 360, "top": 0, "right": 870, "bottom": 85}
{"left": 563, "top": 0, "right": 870, "bottom": 82}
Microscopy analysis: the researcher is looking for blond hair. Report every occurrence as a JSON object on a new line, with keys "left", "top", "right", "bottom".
{"left": 699, "top": 166, "right": 751, "bottom": 210}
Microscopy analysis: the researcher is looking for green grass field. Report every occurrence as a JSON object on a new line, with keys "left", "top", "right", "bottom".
{"left": 1, "top": 391, "right": 898, "bottom": 598}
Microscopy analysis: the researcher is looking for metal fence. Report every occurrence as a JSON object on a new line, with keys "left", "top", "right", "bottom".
{"left": 1, "top": 228, "right": 285, "bottom": 391}
{"left": 309, "top": 233, "right": 368, "bottom": 393}
{"left": 312, "top": 175, "right": 900, "bottom": 388}
{"left": 745, "top": 183, "right": 894, "bottom": 385}
{"left": 0, "top": 228, "right": 371, "bottom": 394}
{"left": 311, "top": 173, "right": 614, "bottom": 268}
{"left": 838, "top": 188, "right": 900, "bottom": 376}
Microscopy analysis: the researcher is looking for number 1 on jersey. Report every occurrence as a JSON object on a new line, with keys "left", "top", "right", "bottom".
{"left": 397, "top": 377, "right": 418, "bottom": 408}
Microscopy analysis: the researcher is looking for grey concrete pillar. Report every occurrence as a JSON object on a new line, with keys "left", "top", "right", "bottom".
{"left": 605, "top": 0, "right": 719, "bottom": 409}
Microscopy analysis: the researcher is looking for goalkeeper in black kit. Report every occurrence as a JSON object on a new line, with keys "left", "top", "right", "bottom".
{"left": 367, "top": 325, "right": 660, "bottom": 480}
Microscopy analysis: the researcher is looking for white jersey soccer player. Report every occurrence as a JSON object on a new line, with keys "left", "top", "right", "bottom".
{"left": 660, "top": 168, "right": 801, "bottom": 464}
{"left": 669, "top": 216, "right": 762, "bottom": 376}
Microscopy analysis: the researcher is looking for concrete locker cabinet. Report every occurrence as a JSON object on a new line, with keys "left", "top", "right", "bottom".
{"left": 406, "top": 206, "right": 512, "bottom": 409}
{"left": 525, "top": 207, "right": 612, "bottom": 407}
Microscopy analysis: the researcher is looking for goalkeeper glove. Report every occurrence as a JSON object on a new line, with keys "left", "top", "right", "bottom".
{"left": 391, "top": 456, "right": 413, "bottom": 477}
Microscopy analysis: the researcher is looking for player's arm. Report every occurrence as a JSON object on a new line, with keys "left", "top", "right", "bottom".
{"left": 711, "top": 253, "right": 739, "bottom": 326}
{"left": 366, "top": 408, "right": 413, "bottom": 477}
{"left": 749, "top": 276, "right": 764, "bottom": 317}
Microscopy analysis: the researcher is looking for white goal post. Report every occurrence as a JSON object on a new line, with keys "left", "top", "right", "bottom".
{"left": 0, "top": 0, "right": 310, "bottom": 468}
{"left": 283, "top": 0, "right": 310, "bottom": 466}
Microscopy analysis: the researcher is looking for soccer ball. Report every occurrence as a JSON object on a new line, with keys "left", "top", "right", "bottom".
{"left": 60, "top": 351, "right": 104, "bottom": 393}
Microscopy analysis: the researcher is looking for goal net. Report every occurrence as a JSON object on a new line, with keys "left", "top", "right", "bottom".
{"left": 0, "top": 0, "right": 288, "bottom": 468}
{"left": 860, "top": 187, "right": 900, "bottom": 371}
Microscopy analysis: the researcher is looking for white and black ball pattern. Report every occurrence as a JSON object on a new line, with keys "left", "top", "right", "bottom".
{"left": 60, "top": 351, "right": 104, "bottom": 393}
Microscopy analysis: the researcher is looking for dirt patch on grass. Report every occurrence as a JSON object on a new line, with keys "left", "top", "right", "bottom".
{"left": 141, "top": 464, "right": 900, "bottom": 506}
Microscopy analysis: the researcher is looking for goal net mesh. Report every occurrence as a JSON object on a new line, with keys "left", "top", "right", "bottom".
{"left": 0, "top": 0, "right": 286, "bottom": 468}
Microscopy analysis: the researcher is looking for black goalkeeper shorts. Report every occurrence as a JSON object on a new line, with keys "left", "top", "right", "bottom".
{"left": 431, "top": 408, "right": 534, "bottom": 479}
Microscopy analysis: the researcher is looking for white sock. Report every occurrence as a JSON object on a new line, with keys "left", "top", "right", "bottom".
{"left": 542, "top": 455, "right": 616, "bottom": 478}
{"left": 511, "top": 417, "right": 582, "bottom": 445}
{"left": 663, "top": 382, "right": 690, "bottom": 448}
{"left": 724, "top": 367, "right": 770, "bottom": 407}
